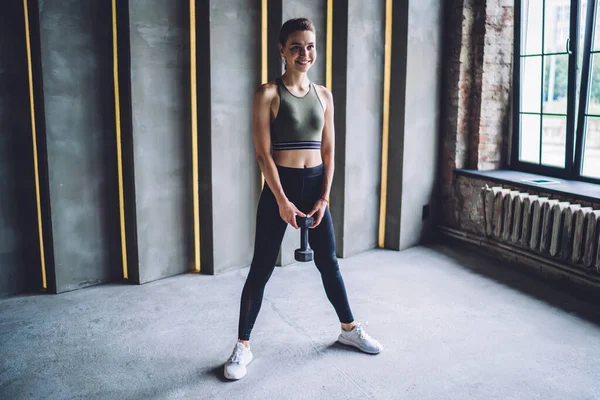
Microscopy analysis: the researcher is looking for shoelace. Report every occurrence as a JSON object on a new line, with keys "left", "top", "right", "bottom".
{"left": 356, "top": 323, "right": 371, "bottom": 341}
{"left": 229, "top": 344, "right": 245, "bottom": 363}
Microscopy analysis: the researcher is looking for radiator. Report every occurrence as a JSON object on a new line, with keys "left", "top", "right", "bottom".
{"left": 482, "top": 186, "right": 600, "bottom": 274}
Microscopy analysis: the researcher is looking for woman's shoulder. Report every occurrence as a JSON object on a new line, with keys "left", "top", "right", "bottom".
{"left": 313, "top": 83, "right": 333, "bottom": 105}
{"left": 254, "top": 80, "right": 279, "bottom": 100}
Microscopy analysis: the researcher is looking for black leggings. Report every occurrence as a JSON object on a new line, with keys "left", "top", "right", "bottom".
{"left": 238, "top": 163, "right": 354, "bottom": 341}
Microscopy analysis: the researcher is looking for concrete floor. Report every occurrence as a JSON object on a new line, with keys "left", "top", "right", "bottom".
{"left": 1, "top": 243, "right": 600, "bottom": 400}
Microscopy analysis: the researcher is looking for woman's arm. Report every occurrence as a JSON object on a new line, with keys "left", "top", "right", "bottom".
{"left": 308, "top": 85, "right": 335, "bottom": 228}
{"left": 320, "top": 87, "right": 335, "bottom": 200}
{"left": 253, "top": 83, "right": 305, "bottom": 229}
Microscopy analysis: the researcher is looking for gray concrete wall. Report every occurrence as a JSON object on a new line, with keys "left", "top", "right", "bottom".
{"left": 200, "top": 0, "right": 261, "bottom": 274}
{"left": 336, "top": 0, "right": 385, "bottom": 257}
{"left": 0, "top": 3, "right": 40, "bottom": 297}
{"left": 385, "top": 0, "right": 442, "bottom": 250}
{"left": 330, "top": 0, "right": 349, "bottom": 259}
{"left": 399, "top": 0, "right": 442, "bottom": 248}
{"left": 1, "top": 0, "right": 445, "bottom": 296}
{"left": 128, "top": 0, "right": 193, "bottom": 283}
{"left": 38, "top": 0, "right": 121, "bottom": 293}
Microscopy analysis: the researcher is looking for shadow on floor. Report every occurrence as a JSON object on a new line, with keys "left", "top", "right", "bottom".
{"left": 432, "top": 239, "right": 600, "bottom": 327}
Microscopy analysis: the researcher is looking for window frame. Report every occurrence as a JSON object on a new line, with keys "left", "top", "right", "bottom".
{"left": 574, "top": 0, "right": 600, "bottom": 184}
{"left": 512, "top": 0, "right": 600, "bottom": 184}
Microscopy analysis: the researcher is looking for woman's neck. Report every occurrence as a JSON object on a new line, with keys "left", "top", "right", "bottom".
{"left": 281, "top": 71, "right": 310, "bottom": 88}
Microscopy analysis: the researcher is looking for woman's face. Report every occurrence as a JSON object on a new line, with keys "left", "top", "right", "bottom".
{"left": 280, "top": 30, "right": 317, "bottom": 73}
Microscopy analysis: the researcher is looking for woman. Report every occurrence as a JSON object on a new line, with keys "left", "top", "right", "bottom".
{"left": 224, "top": 18, "right": 382, "bottom": 381}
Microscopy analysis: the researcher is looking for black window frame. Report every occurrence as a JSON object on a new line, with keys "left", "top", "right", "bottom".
{"left": 512, "top": 0, "right": 600, "bottom": 185}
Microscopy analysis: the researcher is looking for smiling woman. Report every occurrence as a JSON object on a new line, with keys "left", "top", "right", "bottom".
{"left": 222, "top": 17, "right": 383, "bottom": 381}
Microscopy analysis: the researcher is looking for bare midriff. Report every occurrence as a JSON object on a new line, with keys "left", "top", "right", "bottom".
{"left": 273, "top": 149, "right": 322, "bottom": 168}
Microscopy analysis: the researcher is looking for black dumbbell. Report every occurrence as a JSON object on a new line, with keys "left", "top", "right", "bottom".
{"left": 295, "top": 216, "right": 314, "bottom": 262}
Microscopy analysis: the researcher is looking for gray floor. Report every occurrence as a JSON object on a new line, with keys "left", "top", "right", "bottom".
{"left": 2, "top": 244, "right": 600, "bottom": 400}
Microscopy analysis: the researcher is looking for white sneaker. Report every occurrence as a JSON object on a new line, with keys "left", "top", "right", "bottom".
{"left": 224, "top": 342, "right": 253, "bottom": 380}
{"left": 338, "top": 323, "right": 383, "bottom": 354}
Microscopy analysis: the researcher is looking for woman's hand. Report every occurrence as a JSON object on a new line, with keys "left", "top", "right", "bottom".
{"left": 278, "top": 199, "right": 306, "bottom": 229}
{"left": 307, "top": 199, "right": 328, "bottom": 229}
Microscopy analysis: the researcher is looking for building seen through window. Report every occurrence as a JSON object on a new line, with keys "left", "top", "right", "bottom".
{"left": 517, "top": 0, "right": 600, "bottom": 181}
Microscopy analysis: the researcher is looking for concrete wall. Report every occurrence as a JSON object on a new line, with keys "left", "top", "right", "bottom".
{"left": 331, "top": 0, "right": 385, "bottom": 258}
{"left": 128, "top": 0, "right": 194, "bottom": 283}
{"left": 38, "top": 0, "right": 121, "bottom": 293}
{"left": 199, "top": 0, "right": 261, "bottom": 274}
{"left": 0, "top": 3, "right": 40, "bottom": 297}
{"left": 1, "top": 0, "right": 448, "bottom": 296}
{"left": 385, "top": 0, "right": 443, "bottom": 250}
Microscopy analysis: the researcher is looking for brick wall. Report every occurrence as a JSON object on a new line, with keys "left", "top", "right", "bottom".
{"left": 439, "top": 0, "right": 514, "bottom": 228}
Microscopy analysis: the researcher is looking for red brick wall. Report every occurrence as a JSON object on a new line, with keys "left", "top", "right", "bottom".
{"left": 477, "top": 0, "right": 513, "bottom": 170}
{"left": 439, "top": 0, "right": 514, "bottom": 228}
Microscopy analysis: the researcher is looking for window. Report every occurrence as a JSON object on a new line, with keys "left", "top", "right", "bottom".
{"left": 513, "top": 0, "right": 600, "bottom": 183}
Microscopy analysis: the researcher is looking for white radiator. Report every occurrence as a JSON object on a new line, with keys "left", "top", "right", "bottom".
{"left": 482, "top": 186, "right": 600, "bottom": 274}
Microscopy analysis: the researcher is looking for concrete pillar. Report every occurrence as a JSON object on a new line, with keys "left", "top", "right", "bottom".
{"left": 384, "top": 0, "right": 443, "bottom": 250}
{"left": 0, "top": 2, "right": 40, "bottom": 296}
{"left": 330, "top": 0, "right": 385, "bottom": 258}
{"left": 126, "top": 0, "right": 194, "bottom": 283}
{"left": 199, "top": 0, "right": 262, "bottom": 274}
{"left": 34, "top": 0, "right": 121, "bottom": 293}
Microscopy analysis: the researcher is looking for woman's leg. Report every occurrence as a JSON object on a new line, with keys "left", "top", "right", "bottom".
{"left": 237, "top": 185, "right": 288, "bottom": 341}
{"left": 308, "top": 207, "right": 354, "bottom": 324}
{"left": 308, "top": 203, "right": 383, "bottom": 354}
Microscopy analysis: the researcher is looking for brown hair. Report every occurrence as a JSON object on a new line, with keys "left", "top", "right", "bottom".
{"left": 278, "top": 18, "right": 315, "bottom": 47}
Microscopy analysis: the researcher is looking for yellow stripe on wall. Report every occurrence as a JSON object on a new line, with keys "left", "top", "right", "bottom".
{"left": 112, "top": 0, "right": 129, "bottom": 279}
{"left": 326, "top": 0, "right": 333, "bottom": 90}
{"left": 190, "top": 0, "right": 201, "bottom": 272}
{"left": 23, "top": 0, "right": 48, "bottom": 289}
{"left": 378, "top": 0, "right": 392, "bottom": 248}
{"left": 261, "top": 0, "right": 267, "bottom": 188}
{"left": 261, "top": 0, "right": 268, "bottom": 85}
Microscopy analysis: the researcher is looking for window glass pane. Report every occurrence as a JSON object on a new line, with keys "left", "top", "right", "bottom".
{"left": 588, "top": 54, "right": 600, "bottom": 115}
{"left": 522, "top": 56, "right": 542, "bottom": 113}
{"left": 541, "top": 115, "right": 566, "bottom": 167}
{"left": 520, "top": 114, "right": 541, "bottom": 164}
{"left": 582, "top": 117, "right": 600, "bottom": 178}
{"left": 545, "top": 2, "right": 571, "bottom": 54}
{"left": 543, "top": 54, "right": 569, "bottom": 114}
{"left": 522, "top": 0, "right": 543, "bottom": 55}
{"left": 579, "top": 0, "right": 589, "bottom": 56}
{"left": 594, "top": 2, "right": 600, "bottom": 51}
{"left": 576, "top": 0, "right": 589, "bottom": 125}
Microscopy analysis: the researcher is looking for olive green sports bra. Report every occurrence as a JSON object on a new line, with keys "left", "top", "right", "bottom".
{"left": 270, "top": 77, "right": 325, "bottom": 151}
